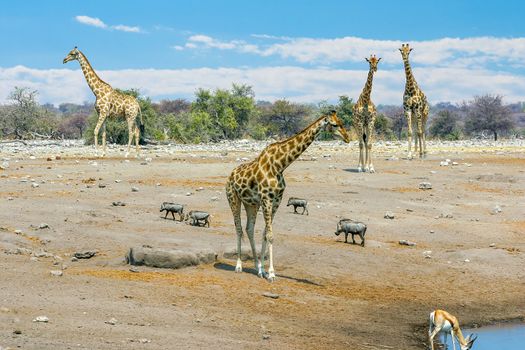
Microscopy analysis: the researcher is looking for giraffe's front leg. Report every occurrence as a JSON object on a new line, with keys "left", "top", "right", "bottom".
{"left": 405, "top": 110, "right": 413, "bottom": 159}
{"left": 101, "top": 122, "right": 107, "bottom": 158}
{"left": 261, "top": 199, "right": 276, "bottom": 282}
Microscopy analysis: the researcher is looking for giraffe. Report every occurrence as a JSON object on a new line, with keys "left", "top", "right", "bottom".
{"left": 353, "top": 55, "right": 381, "bottom": 173}
{"left": 399, "top": 43, "right": 429, "bottom": 159}
{"left": 226, "top": 110, "right": 350, "bottom": 282}
{"left": 63, "top": 47, "right": 143, "bottom": 158}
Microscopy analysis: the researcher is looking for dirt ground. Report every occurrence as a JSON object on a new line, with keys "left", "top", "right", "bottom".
{"left": 0, "top": 140, "right": 524, "bottom": 349}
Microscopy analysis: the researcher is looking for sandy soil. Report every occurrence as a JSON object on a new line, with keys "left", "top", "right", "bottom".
{"left": 0, "top": 140, "right": 524, "bottom": 349}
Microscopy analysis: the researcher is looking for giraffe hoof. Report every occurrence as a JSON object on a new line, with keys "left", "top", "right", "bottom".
{"left": 369, "top": 167, "right": 375, "bottom": 173}
{"left": 357, "top": 167, "right": 363, "bottom": 173}
{"left": 235, "top": 266, "right": 242, "bottom": 273}
{"left": 124, "top": 152, "right": 130, "bottom": 158}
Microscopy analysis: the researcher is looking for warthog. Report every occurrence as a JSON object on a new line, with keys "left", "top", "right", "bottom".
{"left": 335, "top": 219, "right": 367, "bottom": 247}
{"left": 160, "top": 202, "right": 185, "bottom": 221}
{"left": 287, "top": 197, "right": 309, "bottom": 215}
{"left": 186, "top": 210, "right": 210, "bottom": 227}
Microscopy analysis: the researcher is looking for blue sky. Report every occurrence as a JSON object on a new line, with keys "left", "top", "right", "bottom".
{"left": 1, "top": 0, "right": 525, "bottom": 105}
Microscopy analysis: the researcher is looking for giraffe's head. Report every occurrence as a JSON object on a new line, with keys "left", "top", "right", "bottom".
{"left": 365, "top": 55, "right": 381, "bottom": 72}
{"left": 398, "top": 43, "right": 413, "bottom": 59}
{"left": 323, "top": 110, "right": 350, "bottom": 143}
{"left": 63, "top": 47, "right": 80, "bottom": 64}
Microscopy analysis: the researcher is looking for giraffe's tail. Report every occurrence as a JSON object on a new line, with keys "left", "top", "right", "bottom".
{"left": 137, "top": 105, "right": 145, "bottom": 137}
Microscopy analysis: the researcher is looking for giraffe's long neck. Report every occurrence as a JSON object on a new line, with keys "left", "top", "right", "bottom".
{"left": 358, "top": 69, "right": 375, "bottom": 105}
{"left": 402, "top": 56, "right": 417, "bottom": 94}
{"left": 76, "top": 51, "right": 110, "bottom": 97}
{"left": 264, "top": 116, "right": 326, "bottom": 173}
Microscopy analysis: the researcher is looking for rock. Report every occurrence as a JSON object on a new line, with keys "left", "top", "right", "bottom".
{"left": 210, "top": 196, "right": 219, "bottom": 202}
{"left": 399, "top": 240, "right": 417, "bottom": 247}
{"left": 440, "top": 161, "right": 449, "bottom": 166}
{"left": 129, "top": 266, "right": 139, "bottom": 273}
{"left": 105, "top": 317, "right": 118, "bottom": 325}
{"left": 138, "top": 339, "right": 151, "bottom": 344}
{"left": 33, "top": 316, "right": 49, "bottom": 323}
{"left": 384, "top": 212, "right": 395, "bottom": 219}
{"left": 131, "top": 186, "right": 139, "bottom": 192}
{"left": 464, "top": 259, "right": 470, "bottom": 263}
{"left": 262, "top": 292, "right": 279, "bottom": 299}
{"left": 50, "top": 270, "right": 63, "bottom": 277}
{"left": 0, "top": 161, "right": 9, "bottom": 170}
{"left": 73, "top": 250, "right": 97, "bottom": 259}
{"left": 438, "top": 213, "right": 453, "bottom": 219}
{"left": 262, "top": 334, "right": 271, "bottom": 340}
{"left": 489, "top": 243, "right": 496, "bottom": 247}
{"left": 31, "top": 182, "right": 39, "bottom": 188}
{"left": 112, "top": 201, "right": 126, "bottom": 206}
{"left": 418, "top": 182, "right": 432, "bottom": 190}
{"left": 126, "top": 246, "right": 217, "bottom": 269}
{"left": 430, "top": 230, "right": 435, "bottom": 234}
{"left": 71, "top": 257, "right": 78, "bottom": 262}
{"left": 491, "top": 205, "right": 502, "bottom": 214}
{"left": 39, "top": 223, "right": 50, "bottom": 229}
{"left": 185, "top": 192, "right": 193, "bottom": 196}
{"left": 13, "top": 329, "right": 22, "bottom": 334}
{"left": 196, "top": 186, "right": 204, "bottom": 192}
{"left": 115, "top": 179, "right": 122, "bottom": 183}
{"left": 98, "top": 183, "right": 107, "bottom": 188}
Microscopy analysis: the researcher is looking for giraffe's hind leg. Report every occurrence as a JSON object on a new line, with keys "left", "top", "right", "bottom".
{"left": 226, "top": 181, "right": 244, "bottom": 273}
{"left": 125, "top": 119, "right": 134, "bottom": 158}
{"left": 244, "top": 204, "right": 261, "bottom": 275}
{"left": 356, "top": 124, "right": 365, "bottom": 172}
{"left": 134, "top": 123, "right": 140, "bottom": 157}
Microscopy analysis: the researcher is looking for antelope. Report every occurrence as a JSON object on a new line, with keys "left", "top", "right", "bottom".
{"left": 429, "top": 309, "right": 477, "bottom": 350}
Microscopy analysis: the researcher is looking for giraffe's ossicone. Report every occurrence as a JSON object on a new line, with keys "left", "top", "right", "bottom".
{"left": 225, "top": 110, "right": 350, "bottom": 282}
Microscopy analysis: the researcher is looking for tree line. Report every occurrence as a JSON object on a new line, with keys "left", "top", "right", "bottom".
{"left": 0, "top": 85, "right": 521, "bottom": 143}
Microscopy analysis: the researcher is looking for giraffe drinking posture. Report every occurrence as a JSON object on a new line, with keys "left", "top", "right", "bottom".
{"left": 63, "top": 47, "right": 143, "bottom": 158}
{"left": 353, "top": 55, "right": 381, "bottom": 173}
{"left": 399, "top": 44, "right": 429, "bottom": 159}
{"left": 226, "top": 110, "right": 350, "bottom": 282}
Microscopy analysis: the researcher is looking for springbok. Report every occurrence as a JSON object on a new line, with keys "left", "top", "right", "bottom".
{"left": 429, "top": 309, "right": 477, "bottom": 350}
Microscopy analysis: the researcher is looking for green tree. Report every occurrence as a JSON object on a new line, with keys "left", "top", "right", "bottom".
{"left": 374, "top": 113, "right": 394, "bottom": 140}
{"left": 429, "top": 110, "right": 462, "bottom": 140}
{"left": 261, "top": 99, "right": 312, "bottom": 137}
{"left": 191, "top": 84, "right": 257, "bottom": 140}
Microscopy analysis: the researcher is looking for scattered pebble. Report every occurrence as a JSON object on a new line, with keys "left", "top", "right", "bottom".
{"left": 464, "top": 259, "right": 470, "bottom": 263}
{"left": 418, "top": 182, "right": 432, "bottom": 190}
{"left": 31, "top": 182, "right": 39, "bottom": 188}
{"left": 73, "top": 250, "right": 97, "bottom": 259}
{"left": 39, "top": 223, "right": 50, "bottom": 229}
{"left": 210, "top": 196, "right": 219, "bottom": 201}
{"left": 33, "top": 316, "right": 49, "bottom": 323}
{"left": 105, "top": 317, "right": 118, "bottom": 325}
{"left": 384, "top": 212, "right": 395, "bottom": 219}
{"left": 491, "top": 205, "right": 502, "bottom": 215}
{"left": 489, "top": 243, "right": 496, "bottom": 247}
{"left": 262, "top": 292, "right": 279, "bottom": 299}
{"left": 50, "top": 270, "right": 63, "bottom": 277}
{"left": 131, "top": 187, "right": 139, "bottom": 192}
{"left": 112, "top": 201, "right": 126, "bottom": 206}
{"left": 399, "top": 240, "right": 417, "bottom": 246}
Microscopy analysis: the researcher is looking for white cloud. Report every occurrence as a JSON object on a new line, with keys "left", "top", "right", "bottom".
{"left": 74, "top": 15, "right": 141, "bottom": 33}
{"left": 112, "top": 24, "right": 141, "bottom": 33}
{"left": 75, "top": 15, "right": 107, "bottom": 29}
{"left": 180, "top": 34, "right": 525, "bottom": 69}
{"left": 1, "top": 65, "right": 524, "bottom": 106}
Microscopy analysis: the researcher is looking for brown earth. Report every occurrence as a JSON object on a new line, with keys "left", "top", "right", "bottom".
{"left": 0, "top": 142, "right": 524, "bottom": 349}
